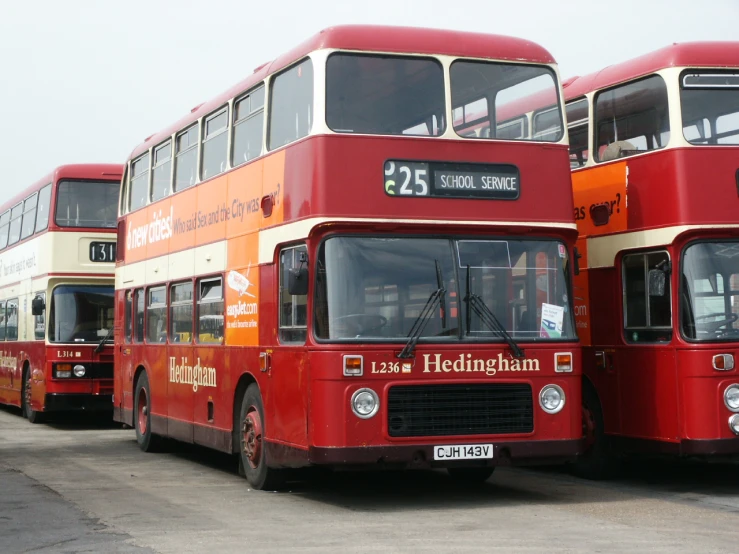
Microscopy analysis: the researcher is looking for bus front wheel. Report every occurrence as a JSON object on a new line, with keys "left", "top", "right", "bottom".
{"left": 572, "top": 385, "right": 616, "bottom": 480}
{"left": 239, "top": 384, "right": 286, "bottom": 491}
{"left": 134, "top": 372, "right": 162, "bottom": 452}
{"left": 22, "top": 367, "right": 44, "bottom": 424}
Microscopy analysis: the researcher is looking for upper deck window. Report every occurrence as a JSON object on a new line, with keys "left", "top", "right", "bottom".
{"left": 0, "top": 211, "right": 9, "bottom": 249}
{"left": 201, "top": 107, "right": 229, "bottom": 181}
{"left": 20, "top": 193, "right": 37, "bottom": 240}
{"left": 451, "top": 61, "right": 561, "bottom": 142}
{"left": 56, "top": 180, "right": 118, "bottom": 228}
{"left": 8, "top": 203, "right": 22, "bottom": 245}
{"left": 34, "top": 184, "right": 52, "bottom": 233}
{"left": 232, "top": 86, "right": 265, "bottom": 166}
{"left": 681, "top": 71, "right": 739, "bottom": 145}
{"left": 594, "top": 75, "right": 670, "bottom": 162}
{"left": 566, "top": 98, "right": 589, "bottom": 168}
{"left": 269, "top": 59, "right": 313, "bottom": 150}
{"left": 174, "top": 126, "right": 198, "bottom": 192}
{"left": 130, "top": 154, "right": 150, "bottom": 211}
{"left": 151, "top": 140, "right": 172, "bottom": 202}
{"left": 326, "top": 54, "right": 445, "bottom": 137}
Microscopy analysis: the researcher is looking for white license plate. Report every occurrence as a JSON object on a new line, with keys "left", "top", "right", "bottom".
{"left": 433, "top": 444, "right": 494, "bottom": 461}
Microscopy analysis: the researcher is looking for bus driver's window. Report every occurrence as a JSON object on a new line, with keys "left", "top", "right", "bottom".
{"left": 279, "top": 245, "right": 308, "bottom": 343}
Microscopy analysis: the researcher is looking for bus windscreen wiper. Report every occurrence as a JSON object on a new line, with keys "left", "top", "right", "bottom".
{"left": 397, "top": 260, "right": 446, "bottom": 359}
{"left": 464, "top": 265, "right": 525, "bottom": 358}
{"left": 93, "top": 326, "right": 114, "bottom": 355}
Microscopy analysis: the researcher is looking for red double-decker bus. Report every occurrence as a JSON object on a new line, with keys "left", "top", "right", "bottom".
{"left": 564, "top": 42, "right": 739, "bottom": 476}
{"left": 114, "top": 25, "right": 582, "bottom": 489}
{"left": 0, "top": 164, "right": 121, "bottom": 422}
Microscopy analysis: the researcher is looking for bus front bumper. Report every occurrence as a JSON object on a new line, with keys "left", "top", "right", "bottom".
{"left": 44, "top": 393, "right": 113, "bottom": 412}
{"left": 305, "top": 438, "right": 585, "bottom": 469}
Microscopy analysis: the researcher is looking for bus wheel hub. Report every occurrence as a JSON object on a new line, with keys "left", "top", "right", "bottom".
{"left": 243, "top": 409, "right": 263, "bottom": 468}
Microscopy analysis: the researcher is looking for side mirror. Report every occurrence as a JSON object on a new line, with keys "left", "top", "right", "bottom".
{"left": 31, "top": 296, "right": 45, "bottom": 316}
{"left": 648, "top": 269, "right": 666, "bottom": 297}
{"left": 574, "top": 246, "right": 582, "bottom": 276}
{"left": 288, "top": 267, "right": 309, "bottom": 295}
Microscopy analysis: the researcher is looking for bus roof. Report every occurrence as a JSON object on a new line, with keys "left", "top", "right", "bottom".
{"left": 563, "top": 41, "right": 739, "bottom": 100}
{"left": 130, "top": 25, "right": 557, "bottom": 160}
{"left": 0, "top": 164, "right": 123, "bottom": 215}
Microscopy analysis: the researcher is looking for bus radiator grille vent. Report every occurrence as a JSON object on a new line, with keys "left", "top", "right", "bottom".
{"left": 387, "top": 383, "right": 533, "bottom": 438}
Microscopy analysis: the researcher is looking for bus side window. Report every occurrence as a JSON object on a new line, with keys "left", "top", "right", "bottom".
{"left": 279, "top": 245, "right": 308, "bottom": 343}
{"left": 147, "top": 286, "right": 167, "bottom": 343}
{"left": 35, "top": 184, "right": 52, "bottom": 233}
{"left": 268, "top": 58, "right": 314, "bottom": 150}
{"left": 622, "top": 251, "right": 672, "bottom": 343}
{"left": 201, "top": 107, "right": 229, "bottom": 181}
{"left": 134, "top": 288, "right": 145, "bottom": 343}
{"left": 0, "top": 300, "right": 6, "bottom": 340}
{"left": 0, "top": 210, "right": 9, "bottom": 249}
{"left": 5, "top": 298, "right": 18, "bottom": 341}
{"left": 129, "top": 153, "right": 150, "bottom": 212}
{"left": 170, "top": 282, "right": 194, "bottom": 343}
{"left": 124, "top": 290, "right": 133, "bottom": 343}
{"left": 151, "top": 140, "right": 172, "bottom": 202}
{"left": 232, "top": 86, "right": 265, "bottom": 167}
{"left": 197, "top": 277, "right": 224, "bottom": 344}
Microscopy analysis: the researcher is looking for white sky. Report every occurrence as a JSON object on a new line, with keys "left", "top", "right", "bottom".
{"left": 0, "top": 0, "right": 737, "bottom": 205}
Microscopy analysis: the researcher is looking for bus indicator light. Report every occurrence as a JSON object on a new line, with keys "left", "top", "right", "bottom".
{"left": 343, "top": 355, "right": 363, "bottom": 377}
{"left": 555, "top": 352, "right": 573, "bottom": 372}
{"left": 713, "top": 354, "right": 734, "bottom": 371}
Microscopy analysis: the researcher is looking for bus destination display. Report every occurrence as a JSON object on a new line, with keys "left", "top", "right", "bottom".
{"left": 384, "top": 160, "right": 520, "bottom": 200}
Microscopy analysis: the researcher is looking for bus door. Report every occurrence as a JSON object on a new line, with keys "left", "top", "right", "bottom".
{"left": 617, "top": 250, "right": 679, "bottom": 442}
{"left": 269, "top": 246, "right": 309, "bottom": 446}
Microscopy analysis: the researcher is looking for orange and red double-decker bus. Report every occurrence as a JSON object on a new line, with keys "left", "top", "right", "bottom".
{"left": 0, "top": 164, "right": 121, "bottom": 422}
{"left": 563, "top": 42, "right": 739, "bottom": 476}
{"left": 114, "top": 25, "right": 582, "bottom": 489}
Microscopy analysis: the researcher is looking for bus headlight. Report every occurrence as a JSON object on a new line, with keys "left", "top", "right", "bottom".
{"left": 351, "top": 388, "right": 379, "bottom": 419}
{"left": 724, "top": 384, "right": 739, "bottom": 412}
{"left": 729, "top": 414, "right": 739, "bottom": 435}
{"left": 539, "top": 385, "right": 565, "bottom": 414}
{"left": 73, "top": 365, "right": 86, "bottom": 378}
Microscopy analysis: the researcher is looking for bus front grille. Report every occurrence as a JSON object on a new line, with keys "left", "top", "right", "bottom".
{"left": 387, "top": 384, "right": 534, "bottom": 437}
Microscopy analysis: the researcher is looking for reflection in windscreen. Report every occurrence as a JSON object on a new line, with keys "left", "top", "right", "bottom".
{"left": 450, "top": 61, "right": 561, "bottom": 141}
{"left": 681, "top": 72, "right": 739, "bottom": 145}
{"left": 56, "top": 181, "right": 118, "bottom": 228}
{"left": 326, "top": 54, "right": 445, "bottom": 136}
{"left": 314, "top": 237, "right": 575, "bottom": 341}
{"left": 48, "top": 285, "right": 114, "bottom": 343}
{"left": 682, "top": 242, "right": 739, "bottom": 340}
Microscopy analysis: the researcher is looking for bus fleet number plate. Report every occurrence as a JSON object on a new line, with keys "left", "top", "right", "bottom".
{"left": 433, "top": 444, "right": 494, "bottom": 460}
{"left": 89, "top": 241, "right": 116, "bottom": 262}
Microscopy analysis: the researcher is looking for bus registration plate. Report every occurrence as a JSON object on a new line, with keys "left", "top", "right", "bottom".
{"left": 433, "top": 444, "right": 493, "bottom": 460}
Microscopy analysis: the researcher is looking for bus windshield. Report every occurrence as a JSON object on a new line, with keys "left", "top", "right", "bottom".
{"left": 315, "top": 236, "right": 575, "bottom": 341}
{"left": 55, "top": 180, "right": 119, "bottom": 228}
{"left": 682, "top": 242, "right": 739, "bottom": 341}
{"left": 681, "top": 71, "right": 739, "bottom": 145}
{"left": 48, "top": 285, "right": 115, "bottom": 343}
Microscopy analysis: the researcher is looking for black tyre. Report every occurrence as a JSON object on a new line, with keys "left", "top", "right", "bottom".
{"left": 22, "top": 367, "right": 44, "bottom": 424}
{"left": 571, "top": 385, "right": 616, "bottom": 480}
{"left": 238, "top": 384, "right": 286, "bottom": 490}
{"left": 134, "top": 372, "right": 162, "bottom": 452}
{"left": 447, "top": 466, "right": 495, "bottom": 484}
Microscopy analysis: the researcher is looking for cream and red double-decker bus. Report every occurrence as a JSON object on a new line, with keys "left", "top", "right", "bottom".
{"left": 114, "top": 25, "right": 582, "bottom": 489}
{"left": 0, "top": 164, "right": 121, "bottom": 422}
{"left": 563, "top": 42, "right": 739, "bottom": 477}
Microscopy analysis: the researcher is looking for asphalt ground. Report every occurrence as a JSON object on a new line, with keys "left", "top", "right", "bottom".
{"left": 1, "top": 407, "right": 738, "bottom": 553}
